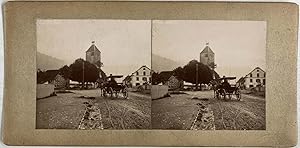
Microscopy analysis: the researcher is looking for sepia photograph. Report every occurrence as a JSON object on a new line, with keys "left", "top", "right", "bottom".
{"left": 36, "top": 20, "right": 152, "bottom": 129}
{"left": 3, "top": 1, "right": 298, "bottom": 146}
{"left": 151, "top": 20, "right": 266, "bottom": 130}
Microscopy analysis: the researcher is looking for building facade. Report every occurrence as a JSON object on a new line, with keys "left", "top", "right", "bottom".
{"left": 243, "top": 67, "right": 266, "bottom": 89}
{"left": 126, "top": 65, "right": 152, "bottom": 87}
{"left": 86, "top": 42, "right": 101, "bottom": 67}
{"left": 200, "top": 43, "right": 215, "bottom": 67}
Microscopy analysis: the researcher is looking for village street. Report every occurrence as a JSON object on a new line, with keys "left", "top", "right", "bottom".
{"left": 36, "top": 89, "right": 151, "bottom": 129}
{"left": 152, "top": 90, "right": 265, "bottom": 130}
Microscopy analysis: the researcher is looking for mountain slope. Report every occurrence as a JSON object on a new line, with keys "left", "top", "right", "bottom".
{"left": 152, "top": 54, "right": 182, "bottom": 72}
{"left": 37, "top": 52, "right": 66, "bottom": 71}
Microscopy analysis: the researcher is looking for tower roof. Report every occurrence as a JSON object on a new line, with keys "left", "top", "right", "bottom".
{"left": 86, "top": 44, "right": 101, "bottom": 53}
{"left": 200, "top": 45, "right": 214, "bottom": 54}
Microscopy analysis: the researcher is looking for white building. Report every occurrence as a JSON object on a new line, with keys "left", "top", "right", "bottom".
{"left": 124, "top": 65, "right": 152, "bottom": 87}
{"left": 243, "top": 67, "right": 266, "bottom": 89}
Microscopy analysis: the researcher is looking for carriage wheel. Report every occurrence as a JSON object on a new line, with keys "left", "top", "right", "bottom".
{"left": 216, "top": 90, "right": 220, "bottom": 99}
{"left": 223, "top": 94, "right": 227, "bottom": 100}
{"left": 103, "top": 88, "right": 107, "bottom": 97}
{"left": 115, "top": 91, "right": 118, "bottom": 98}
{"left": 109, "top": 87, "right": 114, "bottom": 98}
{"left": 122, "top": 88, "right": 128, "bottom": 99}
{"left": 236, "top": 90, "right": 241, "bottom": 101}
{"left": 222, "top": 90, "right": 227, "bottom": 101}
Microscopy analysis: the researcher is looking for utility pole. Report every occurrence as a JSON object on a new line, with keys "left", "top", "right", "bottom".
{"left": 82, "top": 60, "right": 85, "bottom": 89}
{"left": 196, "top": 63, "right": 199, "bottom": 91}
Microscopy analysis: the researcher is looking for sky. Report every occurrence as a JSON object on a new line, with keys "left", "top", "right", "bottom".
{"left": 152, "top": 20, "right": 266, "bottom": 79}
{"left": 37, "top": 19, "right": 151, "bottom": 77}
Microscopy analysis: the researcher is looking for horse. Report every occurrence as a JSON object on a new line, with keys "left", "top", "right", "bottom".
{"left": 97, "top": 79, "right": 108, "bottom": 97}
{"left": 210, "top": 79, "right": 221, "bottom": 98}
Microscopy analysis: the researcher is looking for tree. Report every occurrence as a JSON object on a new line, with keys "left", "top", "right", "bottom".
{"left": 37, "top": 70, "right": 45, "bottom": 84}
{"left": 59, "top": 65, "right": 71, "bottom": 79}
{"left": 95, "top": 60, "right": 104, "bottom": 68}
{"left": 69, "top": 58, "right": 99, "bottom": 88}
{"left": 151, "top": 72, "right": 160, "bottom": 85}
{"left": 173, "top": 67, "right": 184, "bottom": 80}
{"left": 208, "top": 62, "right": 217, "bottom": 70}
{"left": 182, "top": 60, "right": 213, "bottom": 90}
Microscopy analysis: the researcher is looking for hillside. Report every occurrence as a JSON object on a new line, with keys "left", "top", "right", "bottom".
{"left": 152, "top": 54, "right": 182, "bottom": 72}
{"left": 37, "top": 52, "right": 66, "bottom": 71}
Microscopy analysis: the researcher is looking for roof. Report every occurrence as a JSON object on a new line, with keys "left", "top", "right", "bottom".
{"left": 159, "top": 71, "right": 174, "bottom": 82}
{"left": 237, "top": 77, "right": 245, "bottom": 83}
{"left": 245, "top": 67, "right": 266, "bottom": 77}
{"left": 200, "top": 45, "right": 214, "bottom": 55}
{"left": 131, "top": 65, "right": 151, "bottom": 75}
{"left": 123, "top": 75, "right": 131, "bottom": 82}
{"left": 168, "top": 75, "right": 181, "bottom": 81}
{"left": 107, "top": 75, "right": 123, "bottom": 79}
{"left": 37, "top": 70, "right": 60, "bottom": 84}
{"left": 86, "top": 44, "right": 101, "bottom": 53}
{"left": 218, "top": 76, "right": 236, "bottom": 81}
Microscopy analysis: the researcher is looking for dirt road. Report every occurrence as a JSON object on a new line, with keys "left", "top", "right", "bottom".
{"left": 94, "top": 91, "right": 151, "bottom": 129}
{"left": 36, "top": 89, "right": 151, "bottom": 129}
{"left": 187, "top": 90, "right": 265, "bottom": 130}
{"left": 152, "top": 90, "right": 265, "bottom": 130}
{"left": 37, "top": 89, "right": 264, "bottom": 130}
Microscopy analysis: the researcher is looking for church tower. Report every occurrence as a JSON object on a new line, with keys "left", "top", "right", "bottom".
{"left": 86, "top": 41, "right": 102, "bottom": 68}
{"left": 200, "top": 43, "right": 215, "bottom": 67}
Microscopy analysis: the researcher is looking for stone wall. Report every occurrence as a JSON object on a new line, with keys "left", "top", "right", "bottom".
{"left": 37, "top": 84, "right": 55, "bottom": 99}
{"left": 151, "top": 85, "right": 168, "bottom": 99}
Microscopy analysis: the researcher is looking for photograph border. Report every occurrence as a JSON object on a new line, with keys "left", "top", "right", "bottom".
{"left": 3, "top": 1, "right": 298, "bottom": 146}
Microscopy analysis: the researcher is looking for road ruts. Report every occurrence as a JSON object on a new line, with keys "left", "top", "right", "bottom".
{"left": 190, "top": 102, "right": 215, "bottom": 130}
{"left": 78, "top": 102, "right": 104, "bottom": 130}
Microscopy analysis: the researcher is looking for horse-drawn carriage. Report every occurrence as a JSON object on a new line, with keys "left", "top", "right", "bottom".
{"left": 100, "top": 75, "right": 128, "bottom": 99}
{"left": 212, "top": 76, "right": 241, "bottom": 101}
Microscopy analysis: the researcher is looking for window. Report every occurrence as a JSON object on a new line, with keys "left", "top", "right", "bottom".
{"left": 136, "top": 72, "right": 139, "bottom": 75}
{"left": 257, "top": 73, "right": 259, "bottom": 77}
{"left": 143, "top": 68, "right": 145, "bottom": 70}
{"left": 91, "top": 52, "right": 94, "bottom": 56}
{"left": 250, "top": 79, "right": 252, "bottom": 82}
{"left": 136, "top": 83, "right": 140, "bottom": 86}
{"left": 142, "top": 77, "right": 147, "bottom": 81}
{"left": 249, "top": 74, "right": 252, "bottom": 77}
{"left": 256, "top": 79, "right": 261, "bottom": 83}
{"left": 263, "top": 79, "right": 265, "bottom": 85}
{"left": 205, "top": 54, "right": 208, "bottom": 57}
{"left": 249, "top": 85, "right": 253, "bottom": 88}
{"left": 143, "top": 72, "right": 146, "bottom": 75}
{"left": 136, "top": 77, "right": 139, "bottom": 81}
{"left": 264, "top": 73, "right": 266, "bottom": 77}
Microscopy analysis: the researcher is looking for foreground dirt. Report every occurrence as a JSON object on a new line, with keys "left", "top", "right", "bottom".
{"left": 152, "top": 90, "right": 265, "bottom": 130}
{"left": 209, "top": 94, "right": 266, "bottom": 130}
{"left": 36, "top": 93, "right": 88, "bottom": 129}
{"left": 36, "top": 89, "right": 151, "bottom": 129}
{"left": 151, "top": 94, "right": 203, "bottom": 129}
{"left": 37, "top": 89, "right": 264, "bottom": 130}
{"left": 95, "top": 92, "right": 151, "bottom": 129}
